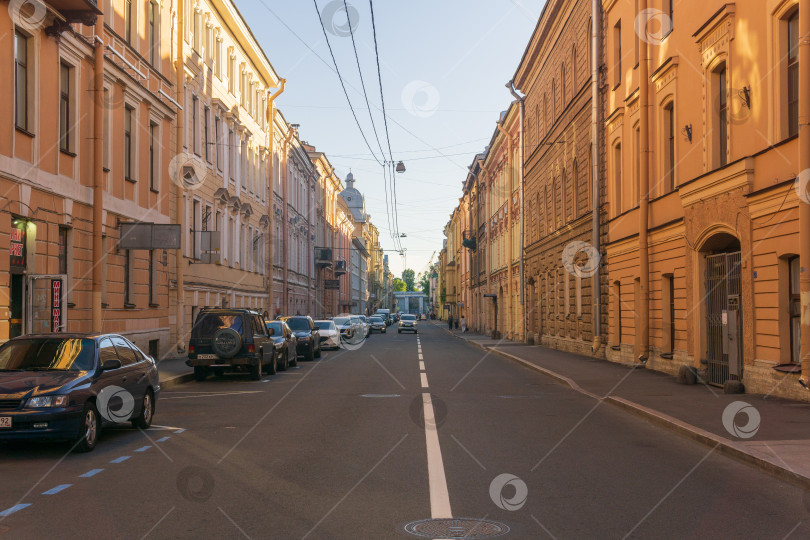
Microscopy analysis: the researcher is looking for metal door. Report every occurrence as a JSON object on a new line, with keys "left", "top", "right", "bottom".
{"left": 705, "top": 252, "right": 742, "bottom": 385}
{"left": 25, "top": 275, "right": 68, "bottom": 334}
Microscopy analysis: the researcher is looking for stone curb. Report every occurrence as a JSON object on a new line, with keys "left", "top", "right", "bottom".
{"left": 159, "top": 372, "right": 195, "bottom": 390}
{"left": 437, "top": 323, "right": 810, "bottom": 491}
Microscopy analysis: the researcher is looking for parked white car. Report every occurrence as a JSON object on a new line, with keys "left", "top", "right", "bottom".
{"left": 315, "top": 320, "right": 340, "bottom": 349}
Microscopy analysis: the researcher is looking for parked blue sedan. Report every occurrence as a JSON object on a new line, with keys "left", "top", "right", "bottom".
{"left": 0, "top": 333, "right": 160, "bottom": 452}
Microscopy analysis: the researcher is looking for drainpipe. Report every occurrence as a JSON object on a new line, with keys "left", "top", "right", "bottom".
{"left": 507, "top": 81, "right": 526, "bottom": 342}
{"left": 92, "top": 22, "right": 104, "bottom": 333}
{"left": 266, "top": 80, "right": 286, "bottom": 315}
{"left": 799, "top": 0, "right": 810, "bottom": 389}
{"left": 638, "top": 0, "right": 651, "bottom": 363}
{"left": 174, "top": 0, "right": 186, "bottom": 350}
{"left": 281, "top": 128, "right": 294, "bottom": 314}
{"left": 591, "top": 0, "right": 602, "bottom": 352}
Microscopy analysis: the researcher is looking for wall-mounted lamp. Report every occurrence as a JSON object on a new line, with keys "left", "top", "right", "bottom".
{"left": 682, "top": 124, "right": 693, "bottom": 143}
{"left": 740, "top": 86, "right": 751, "bottom": 109}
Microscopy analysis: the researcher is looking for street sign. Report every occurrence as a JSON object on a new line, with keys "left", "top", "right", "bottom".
{"left": 120, "top": 223, "right": 182, "bottom": 250}
{"left": 324, "top": 279, "right": 340, "bottom": 290}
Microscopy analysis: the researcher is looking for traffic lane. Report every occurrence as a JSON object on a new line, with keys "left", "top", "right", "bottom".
{"left": 418, "top": 325, "right": 809, "bottom": 538}
{"left": 1, "top": 337, "right": 432, "bottom": 539}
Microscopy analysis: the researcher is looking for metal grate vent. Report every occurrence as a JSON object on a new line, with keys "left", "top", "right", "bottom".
{"left": 404, "top": 518, "right": 509, "bottom": 538}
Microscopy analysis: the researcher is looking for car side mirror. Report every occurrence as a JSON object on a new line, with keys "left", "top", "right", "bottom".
{"left": 313, "top": 325, "right": 320, "bottom": 330}
{"left": 267, "top": 328, "right": 275, "bottom": 336}
{"left": 101, "top": 359, "right": 122, "bottom": 371}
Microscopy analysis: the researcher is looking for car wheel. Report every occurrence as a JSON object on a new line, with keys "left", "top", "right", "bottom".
{"left": 315, "top": 342, "right": 321, "bottom": 358}
{"left": 267, "top": 352, "right": 277, "bottom": 375}
{"left": 289, "top": 349, "right": 298, "bottom": 367}
{"left": 74, "top": 402, "right": 99, "bottom": 453}
{"left": 213, "top": 368, "right": 225, "bottom": 378}
{"left": 131, "top": 390, "right": 154, "bottom": 430}
{"left": 306, "top": 345, "right": 315, "bottom": 362}
{"left": 193, "top": 366, "right": 209, "bottom": 382}
{"left": 250, "top": 357, "right": 263, "bottom": 380}
{"left": 278, "top": 350, "right": 287, "bottom": 371}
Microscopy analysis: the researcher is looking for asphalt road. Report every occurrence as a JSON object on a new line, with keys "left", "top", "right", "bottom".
{"left": 1, "top": 322, "right": 809, "bottom": 539}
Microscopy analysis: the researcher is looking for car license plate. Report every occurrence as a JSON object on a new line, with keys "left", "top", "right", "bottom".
{"left": 0, "top": 417, "right": 11, "bottom": 429}
{"left": 197, "top": 354, "right": 217, "bottom": 360}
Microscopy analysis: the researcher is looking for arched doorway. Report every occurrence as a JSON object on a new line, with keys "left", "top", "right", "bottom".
{"left": 701, "top": 232, "right": 743, "bottom": 386}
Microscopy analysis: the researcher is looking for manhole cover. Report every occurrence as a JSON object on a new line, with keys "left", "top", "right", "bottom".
{"left": 404, "top": 518, "right": 509, "bottom": 538}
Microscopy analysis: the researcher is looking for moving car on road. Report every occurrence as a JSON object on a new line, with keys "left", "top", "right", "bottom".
{"left": 375, "top": 309, "right": 391, "bottom": 325}
{"left": 315, "top": 320, "right": 340, "bottom": 349}
{"left": 266, "top": 320, "right": 297, "bottom": 371}
{"left": 369, "top": 316, "right": 387, "bottom": 333}
{"left": 188, "top": 308, "right": 276, "bottom": 381}
{"left": 282, "top": 316, "right": 322, "bottom": 361}
{"left": 0, "top": 333, "right": 159, "bottom": 452}
{"left": 398, "top": 314, "right": 418, "bottom": 334}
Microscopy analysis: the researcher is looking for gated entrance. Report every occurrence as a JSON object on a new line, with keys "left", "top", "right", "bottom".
{"left": 705, "top": 251, "right": 743, "bottom": 386}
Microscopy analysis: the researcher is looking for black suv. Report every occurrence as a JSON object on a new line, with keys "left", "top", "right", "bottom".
{"left": 282, "top": 316, "right": 321, "bottom": 361}
{"left": 187, "top": 309, "right": 275, "bottom": 381}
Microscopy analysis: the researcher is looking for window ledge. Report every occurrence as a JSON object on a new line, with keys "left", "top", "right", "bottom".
{"left": 125, "top": 177, "right": 137, "bottom": 183}
{"left": 60, "top": 149, "right": 77, "bottom": 157}
{"left": 103, "top": 167, "right": 111, "bottom": 173}
{"left": 15, "top": 126, "right": 35, "bottom": 138}
{"left": 148, "top": 303, "right": 159, "bottom": 308}
{"left": 150, "top": 187, "right": 160, "bottom": 194}
{"left": 124, "top": 303, "right": 136, "bottom": 309}
{"left": 773, "top": 363, "right": 801, "bottom": 374}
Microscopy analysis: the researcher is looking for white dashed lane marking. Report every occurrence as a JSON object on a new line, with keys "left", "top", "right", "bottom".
{"left": 419, "top": 361, "right": 425, "bottom": 370}
{"left": 110, "top": 456, "right": 130, "bottom": 464}
{"left": 421, "top": 372, "right": 429, "bottom": 388}
{"left": 134, "top": 446, "right": 151, "bottom": 452}
{"left": 0, "top": 504, "right": 30, "bottom": 517}
{"left": 42, "top": 484, "right": 71, "bottom": 496}
{"left": 80, "top": 469, "right": 104, "bottom": 478}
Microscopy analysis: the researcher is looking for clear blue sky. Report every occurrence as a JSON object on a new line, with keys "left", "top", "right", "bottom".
{"left": 236, "top": 0, "right": 544, "bottom": 278}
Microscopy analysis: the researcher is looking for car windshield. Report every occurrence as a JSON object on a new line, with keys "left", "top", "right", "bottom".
{"left": 193, "top": 313, "right": 243, "bottom": 337}
{"left": 0, "top": 338, "right": 96, "bottom": 371}
{"left": 286, "top": 318, "right": 311, "bottom": 331}
{"left": 267, "top": 322, "right": 284, "bottom": 336}
{"left": 370, "top": 317, "right": 383, "bottom": 323}
{"left": 351, "top": 317, "right": 361, "bottom": 324}
{"left": 401, "top": 315, "right": 416, "bottom": 321}
{"left": 316, "top": 321, "right": 335, "bottom": 330}
{"left": 334, "top": 317, "right": 350, "bottom": 326}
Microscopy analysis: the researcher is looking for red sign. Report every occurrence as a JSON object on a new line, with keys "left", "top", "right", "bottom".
{"left": 10, "top": 225, "right": 26, "bottom": 270}
{"left": 51, "top": 280, "right": 62, "bottom": 332}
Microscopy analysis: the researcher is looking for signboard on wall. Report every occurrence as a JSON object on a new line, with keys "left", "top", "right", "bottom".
{"left": 9, "top": 222, "right": 26, "bottom": 272}
{"left": 51, "top": 279, "right": 62, "bottom": 332}
{"left": 120, "top": 223, "right": 182, "bottom": 250}
{"left": 324, "top": 279, "right": 341, "bottom": 290}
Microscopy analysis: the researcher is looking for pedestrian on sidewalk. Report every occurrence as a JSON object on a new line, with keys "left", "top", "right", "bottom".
{"left": 448, "top": 315, "right": 454, "bottom": 330}
{"left": 460, "top": 315, "right": 467, "bottom": 333}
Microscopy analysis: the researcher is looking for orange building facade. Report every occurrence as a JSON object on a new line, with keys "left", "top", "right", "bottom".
{"left": 604, "top": 0, "right": 809, "bottom": 399}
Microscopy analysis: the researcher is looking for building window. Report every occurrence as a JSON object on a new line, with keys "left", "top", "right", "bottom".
{"left": 713, "top": 63, "right": 728, "bottom": 168}
{"left": 663, "top": 102, "right": 675, "bottom": 193}
{"left": 124, "top": 250, "right": 134, "bottom": 307}
{"left": 192, "top": 96, "right": 199, "bottom": 155}
{"left": 149, "top": 121, "right": 158, "bottom": 192}
{"left": 14, "top": 31, "right": 29, "bottom": 132}
{"left": 215, "top": 38, "right": 222, "bottom": 78}
{"left": 59, "top": 63, "right": 72, "bottom": 153}
{"left": 193, "top": 9, "right": 201, "bottom": 52}
{"left": 561, "top": 64, "right": 566, "bottom": 106}
{"left": 149, "top": 250, "right": 158, "bottom": 306}
{"left": 229, "top": 130, "right": 236, "bottom": 182}
{"left": 788, "top": 10, "right": 799, "bottom": 138}
{"left": 125, "top": 0, "right": 133, "bottom": 43}
{"left": 215, "top": 116, "right": 223, "bottom": 171}
{"left": 664, "top": 0, "right": 673, "bottom": 35}
{"left": 613, "top": 142, "right": 622, "bottom": 215}
{"left": 58, "top": 227, "right": 69, "bottom": 275}
{"left": 148, "top": 1, "right": 159, "bottom": 65}
{"left": 124, "top": 105, "right": 134, "bottom": 181}
{"left": 662, "top": 274, "right": 675, "bottom": 354}
{"left": 204, "top": 106, "right": 211, "bottom": 163}
{"left": 613, "top": 20, "right": 622, "bottom": 87}
{"left": 790, "top": 256, "right": 801, "bottom": 364}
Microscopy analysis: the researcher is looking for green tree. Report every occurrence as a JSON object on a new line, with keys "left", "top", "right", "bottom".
{"left": 418, "top": 273, "right": 429, "bottom": 293}
{"left": 402, "top": 269, "right": 416, "bottom": 291}
{"left": 393, "top": 278, "right": 407, "bottom": 292}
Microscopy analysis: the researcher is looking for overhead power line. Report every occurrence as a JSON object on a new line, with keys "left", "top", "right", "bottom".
{"left": 311, "top": 0, "right": 383, "bottom": 166}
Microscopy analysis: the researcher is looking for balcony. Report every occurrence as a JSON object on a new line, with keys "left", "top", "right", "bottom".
{"left": 462, "top": 230, "right": 477, "bottom": 251}
{"left": 44, "top": 0, "right": 102, "bottom": 30}
{"left": 334, "top": 259, "right": 347, "bottom": 276}
{"left": 315, "top": 247, "right": 333, "bottom": 269}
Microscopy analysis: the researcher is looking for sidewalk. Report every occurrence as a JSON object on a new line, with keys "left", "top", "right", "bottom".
{"left": 156, "top": 355, "right": 194, "bottom": 389}
{"left": 432, "top": 321, "right": 810, "bottom": 490}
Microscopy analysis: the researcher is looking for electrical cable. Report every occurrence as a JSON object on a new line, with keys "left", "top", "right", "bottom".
{"left": 311, "top": 0, "right": 383, "bottom": 166}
